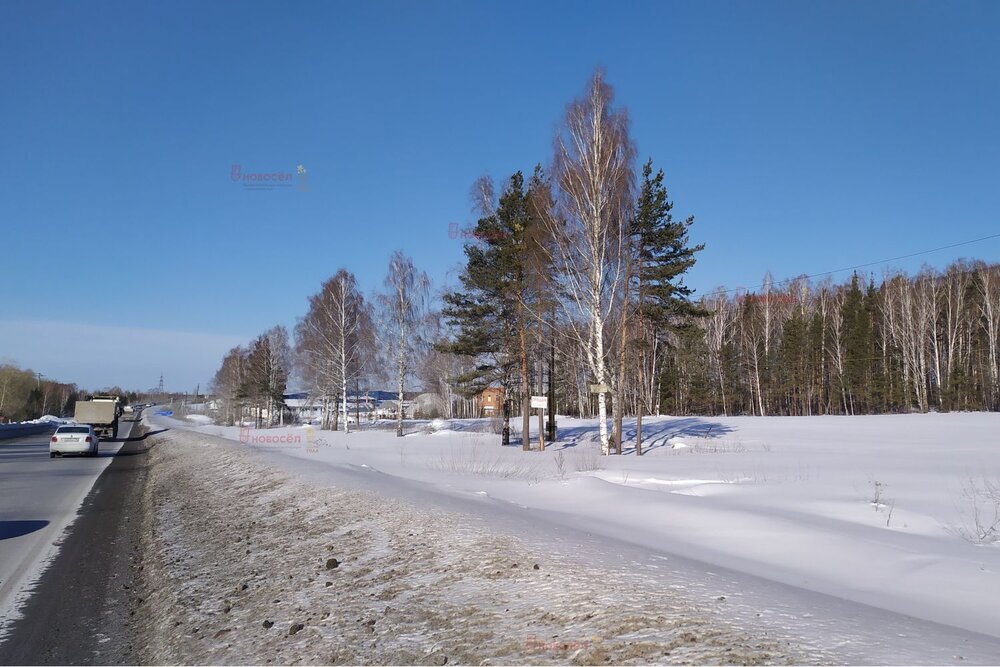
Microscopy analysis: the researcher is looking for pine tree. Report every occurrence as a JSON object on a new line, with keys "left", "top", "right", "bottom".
{"left": 808, "top": 311, "right": 826, "bottom": 415}
{"left": 441, "top": 171, "right": 548, "bottom": 448}
{"left": 866, "top": 279, "right": 888, "bottom": 412}
{"left": 630, "top": 159, "right": 705, "bottom": 451}
{"left": 841, "top": 274, "right": 873, "bottom": 414}
{"left": 777, "top": 310, "right": 808, "bottom": 414}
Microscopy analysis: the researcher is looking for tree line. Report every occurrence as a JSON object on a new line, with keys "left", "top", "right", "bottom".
{"left": 663, "top": 262, "right": 1000, "bottom": 418}
{"left": 0, "top": 363, "right": 78, "bottom": 422}
{"left": 211, "top": 252, "right": 434, "bottom": 436}
{"left": 209, "top": 70, "right": 1000, "bottom": 455}
{"left": 0, "top": 362, "right": 151, "bottom": 422}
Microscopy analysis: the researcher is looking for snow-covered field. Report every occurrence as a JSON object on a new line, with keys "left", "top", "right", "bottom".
{"left": 151, "top": 411, "right": 1000, "bottom": 662}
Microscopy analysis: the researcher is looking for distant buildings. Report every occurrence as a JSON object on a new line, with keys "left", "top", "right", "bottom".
{"left": 281, "top": 390, "right": 422, "bottom": 424}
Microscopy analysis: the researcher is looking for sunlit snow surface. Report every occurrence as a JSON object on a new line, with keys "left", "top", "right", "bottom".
{"left": 148, "top": 411, "right": 1000, "bottom": 663}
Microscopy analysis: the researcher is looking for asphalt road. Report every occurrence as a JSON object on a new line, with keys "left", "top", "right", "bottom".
{"left": 0, "top": 415, "right": 156, "bottom": 664}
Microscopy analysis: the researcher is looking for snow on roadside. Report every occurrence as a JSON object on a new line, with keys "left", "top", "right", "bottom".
{"left": 183, "top": 414, "right": 213, "bottom": 424}
{"left": 16, "top": 415, "right": 71, "bottom": 425}
{"left": 155, "top": 411, "right": 1000, "bottom": 641}
{"left": 133, "top": 427, "right": 823, "bottom": 665}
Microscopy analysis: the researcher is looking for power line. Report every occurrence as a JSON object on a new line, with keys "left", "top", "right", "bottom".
{"left": 707, "top": 232, "right": 1000, "bottom": 297}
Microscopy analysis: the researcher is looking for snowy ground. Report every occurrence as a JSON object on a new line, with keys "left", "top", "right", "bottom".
{"left": 148, "top": 411, "right": 1000, "bottom": 663}
{"left": 21, "top": 414, "right": 73, "bottom": 425}
{"left": 134, "top": 426, "right": 817, "bottom": 665}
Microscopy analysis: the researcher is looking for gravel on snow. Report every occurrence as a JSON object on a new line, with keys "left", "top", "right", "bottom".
{"left": 130, "top": 428, "right": 832, "bottom": 665}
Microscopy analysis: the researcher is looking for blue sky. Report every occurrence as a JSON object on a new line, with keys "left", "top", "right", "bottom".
{"left": 1, "top": 0, "right": 998, "bottom": 391}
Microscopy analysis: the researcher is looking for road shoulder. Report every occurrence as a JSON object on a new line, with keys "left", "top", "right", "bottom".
{"left": 128, "top": 426, "right": 814, "bottom": 665}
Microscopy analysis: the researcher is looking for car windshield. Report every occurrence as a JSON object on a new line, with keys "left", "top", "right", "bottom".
{"left": 56, "top": 426, "right": 90, "bottom": 434}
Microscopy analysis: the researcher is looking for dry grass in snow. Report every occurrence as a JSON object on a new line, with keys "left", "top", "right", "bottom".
{"left": 130, "top": 428, "right": 825, "bottom": 665}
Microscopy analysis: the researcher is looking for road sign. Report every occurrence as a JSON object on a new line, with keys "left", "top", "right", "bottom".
{"left": 589, "top": 383, "right": 609, "bottom": 393}
{"left": 530, "top": 395, "right": 547, "bottom": 409}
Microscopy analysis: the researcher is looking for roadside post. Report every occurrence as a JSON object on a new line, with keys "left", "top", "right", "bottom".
{"left": 530, "top": 395, "right": 547, "bottom": 451}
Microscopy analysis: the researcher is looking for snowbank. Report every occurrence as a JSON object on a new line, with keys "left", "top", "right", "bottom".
{"left": 183, "top": 414, "right": 213, "bottom": 424}
{"left": 16, "top": 415, "right": 71, "bottom": 425}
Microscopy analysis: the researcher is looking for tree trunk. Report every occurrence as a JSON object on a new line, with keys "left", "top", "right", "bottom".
{"left": 594, "top": 320, "right": 610, "bottom": 455}
{"left": 396, "top": 371, "right": 405, "bottom": 438}
{"left": 611, "top": 390, "right": 622, "bottom": 455}
{"left": 341, "top": 378, "right": 349, "bottom": 434}
{"left": 614, "top": 264, "right": 629, "bottom": 454}
{"left": 635, "top": 405, "right": 643, "bottom": 456}
{"left": 519, "top": 309, "right": 531, "bottom": 451}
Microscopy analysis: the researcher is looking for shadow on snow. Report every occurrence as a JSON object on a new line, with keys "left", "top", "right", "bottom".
{"left": 551, "top": 416, "right": 735, "bottom": 454}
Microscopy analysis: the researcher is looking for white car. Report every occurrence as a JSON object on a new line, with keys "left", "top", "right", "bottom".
{"left": 50, "top": 425, "right": 99, "bottom": 458}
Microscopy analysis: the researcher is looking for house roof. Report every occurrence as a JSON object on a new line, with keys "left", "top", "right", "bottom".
{"left": 283, "top": 390, "right": 401, "bottom": 402}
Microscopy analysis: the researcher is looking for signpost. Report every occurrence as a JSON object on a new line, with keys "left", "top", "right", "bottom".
{"left": 589, "top": 382, "right": 611, "bottom": 452}
{"left": 530, "top": 395, "right": 547, "bottom": 450}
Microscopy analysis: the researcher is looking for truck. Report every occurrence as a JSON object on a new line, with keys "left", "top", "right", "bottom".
{"left": 73, "top": 396, "right": 124, "bottom": 439}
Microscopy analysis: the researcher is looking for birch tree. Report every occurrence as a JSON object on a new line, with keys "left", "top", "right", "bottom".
{"left": 978, "top": 263, "right": 1000, "bottom": 409}
{"left": 264, "top": 325, "right": 292, "bottom": 425}
{"left": 542, "top": 70, "right": 636, "bottom": 455}
{"left": 210, "top": 345, "right": 247, "bottom": 425}
{"left": 295, "top": 271, "right": 375, "bottom": 432}
{"left": 703, "top": 289, "right": 735, "bottom": 415}
{"left": 941, "top": 262, "right": 970, "bottom": 408}
{"left": 378, "top": 251, "right": 430, "bottom": 437}
{"left": 419, "top": 310, "right": 462, "bottom": 419}
{"left": 244, "top": 331, "right": 289, "bottom": 426}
